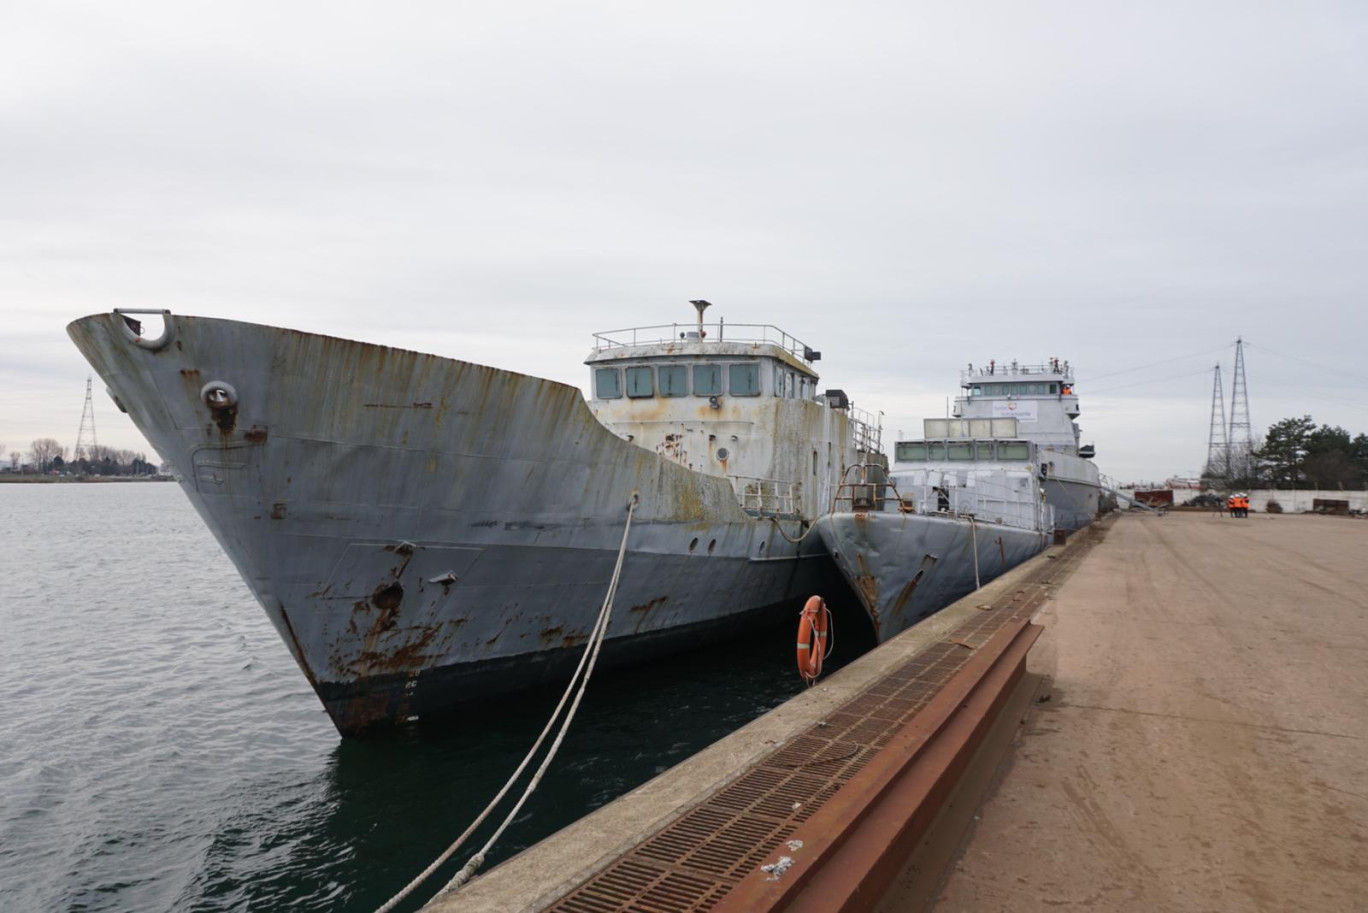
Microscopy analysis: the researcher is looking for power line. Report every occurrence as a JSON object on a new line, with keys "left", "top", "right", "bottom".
{"left": 1089, "top": 367, "right": 1214, "bottom": 395}
{"left": 1244, "top": 342, "right": 1368, "bottom": 385}
{"left": 1086, "top": 344, "right": 1230, "bottom": 384}
{"left": 1272, "top": 385, "right": 1368, "bottom": 414}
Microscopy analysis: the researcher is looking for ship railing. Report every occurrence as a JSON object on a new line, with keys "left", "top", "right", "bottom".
{"left": 847, "top": 406, "right": 883, "bottom": 455}
{"left": 961, "top": 362, "right": 1074, "bottom": 383}
{"left": 592, "top": 322, "right": 814, "bottom": 361}
{"left": 731, "top": 475, "right": 802, "bottom": 519}
{"left": 831, "top": 465, "right": 1052, "bottom": 533}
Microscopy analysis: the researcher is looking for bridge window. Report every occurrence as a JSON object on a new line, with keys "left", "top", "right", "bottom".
{"left": 925, "top": 442, "right": 946, "bottom": 460}
{"left": 896, "top": 442, "right": 927, "bottom": 461}
{"left": 626, "top": 366, "right": 654, "bottom": 398}
{"left": 946, "top": 442, "right": 973, "bottom": 461}
{"left": 774, "top": 364, "right": 785, "bottom": 396}
{"left": 659, "top": 365, "right": 688, "bottom": 397}
{"left": 975, "top": 442, "right": 995, "bottom": 460}
{"left": 998, "top": 442, "right": 1029, "bottom": 460}
{"left": 693, "top": 364, "right": 722, "bottom": 396}
{"left": 595, "top": 367, "right": 621, "bottom": 399}
{"left": 729, "top": 363, "right": 760, "bottom": 396}
{"left": 1049, "top": 383, "right": 1058, "bottom": 394}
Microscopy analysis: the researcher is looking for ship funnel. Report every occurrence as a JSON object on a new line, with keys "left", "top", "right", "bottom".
{"left": 689, "top": 299, "right": 711, "bottom": 336}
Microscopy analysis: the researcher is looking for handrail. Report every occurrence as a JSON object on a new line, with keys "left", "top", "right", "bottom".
{"left": 730, "top": 475, "right": 801, "bottom": 519}
{"left": 960, "top": 361, "right": 1074, "bottom": 383}
{"left": 591, "top": 323, "right": 813, "bottom": 361}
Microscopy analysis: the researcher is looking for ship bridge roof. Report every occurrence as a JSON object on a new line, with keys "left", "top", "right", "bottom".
{"left": 961, "top": 360, "right": 1075, "bottom": 386}
{"left": 587, "top": 322, "right": 819, "bottom": 375}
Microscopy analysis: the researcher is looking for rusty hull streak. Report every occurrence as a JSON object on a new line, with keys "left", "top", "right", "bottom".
{"left": 853, "top": 554, "right": 880, "bottom": 637}
{"left": 627, "top": 595, "right": 669, "bottom": 633}
{"left": 888, "top": 555, "right": 938, "bottom": 620}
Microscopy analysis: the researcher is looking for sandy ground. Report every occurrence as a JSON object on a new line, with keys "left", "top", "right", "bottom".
{"left": 931, "top": 512, "right": 1368, "bottom": 912}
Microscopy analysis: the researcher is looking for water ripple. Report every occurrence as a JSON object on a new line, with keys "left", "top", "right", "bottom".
{"left": 0, "top": 482, "right": 874, "bottom": 912}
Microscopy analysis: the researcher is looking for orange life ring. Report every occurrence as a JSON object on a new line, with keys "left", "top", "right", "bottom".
{"left": 796, "top": 595, "right": 829, "bottom": 683}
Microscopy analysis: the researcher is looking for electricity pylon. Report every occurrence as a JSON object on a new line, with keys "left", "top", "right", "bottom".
{"left": 74, "top": 375, "right": 99, "bottom": 463}
{"left": 1227, "top": 338, "right": 1254, "bottom": 484}
{"left": 1202, "top": 363, "right": 1228, "bottom": 483}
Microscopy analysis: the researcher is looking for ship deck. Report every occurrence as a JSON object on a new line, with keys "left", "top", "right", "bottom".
{"left": 423, "top": 510, "right": 1368, "bottom": 912}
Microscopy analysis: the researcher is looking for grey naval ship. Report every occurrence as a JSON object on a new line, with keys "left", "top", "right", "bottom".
{"left": 68, "top": 302, "right": 880, "bottom": 736}
{"left": 818, "top": 359, "right": 1100, "bottom": 642}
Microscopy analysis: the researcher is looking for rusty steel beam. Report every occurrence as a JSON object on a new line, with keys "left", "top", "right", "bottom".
{"left": 713, "top": 616, "right": 1042, "bottom": 913}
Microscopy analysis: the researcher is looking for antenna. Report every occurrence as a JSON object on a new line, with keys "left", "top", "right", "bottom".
{"left": 1227, "top": 337, "right": 1254, "bottom": 484}
{"left": 1202, "top": 364, "right": 1228, "bottom": 483}
{"left": 688, "top": 299, "right": 711, "bottom": 336}
{"left": 74, "top": 375, "right": 99, "bottom": 464}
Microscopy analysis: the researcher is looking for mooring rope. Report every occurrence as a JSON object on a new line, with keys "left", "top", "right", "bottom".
{"left": 374, "top": 492, "right": 640, "bottom": 913}
{"left": 968, "top": 516, "right": 982, "bottom": 590}
{"left": 767, "top": 515, "right": 818, "bottom": 544}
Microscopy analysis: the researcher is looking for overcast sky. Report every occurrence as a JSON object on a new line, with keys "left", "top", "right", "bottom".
{"left": 3, "top": 1, "right": 1366, "bottom": 483}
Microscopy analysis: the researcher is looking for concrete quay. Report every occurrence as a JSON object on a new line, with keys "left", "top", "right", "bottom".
{"left": 929, "top": 512, "right": 1368, "bottom": 912}
{"left": 423, "top": 523, "right": 1093, "bottom": 913}
{"left": 423, "top": 510, "right": 1367, "bottom": 912}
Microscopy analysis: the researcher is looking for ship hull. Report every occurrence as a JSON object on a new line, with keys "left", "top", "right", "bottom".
{"left": 816, "top": 512, "right": 1048, "bottom": 642}
{"left": 67, "top": 313, "right": 840, "bottom": 736}
{"left": 1044, "top": 477, "right": 1101, "bottom": 532}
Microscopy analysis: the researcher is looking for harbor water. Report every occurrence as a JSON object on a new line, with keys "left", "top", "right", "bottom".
{"left": 0, "top": 483, "right": 872, "bottom": 912}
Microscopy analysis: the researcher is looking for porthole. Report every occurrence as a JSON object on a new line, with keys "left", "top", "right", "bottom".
{"left": 688, "top": 537, "right": 699, "bottom": 552}
{"left": 707, "top": 539, "right": 716, "bottom": 555}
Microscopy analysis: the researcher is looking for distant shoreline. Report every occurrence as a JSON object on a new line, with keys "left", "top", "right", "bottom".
{"left": 0, "top": 476, "right": 176, "bottom": 484}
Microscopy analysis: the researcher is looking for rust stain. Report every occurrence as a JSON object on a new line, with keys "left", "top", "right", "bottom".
{"left": 372, "top": 582, "right": 404, "bottom": 614}
{"left": 244, "top": 426, "right": 268, "bottom": 444}
{"left": 562, "top": 634, "right": 588, "bottom": 649}
{"left": 890, "top": 568, "right": 928, "bottom": 618}
{"left": 854, "top": 553, "right": 879, "bottom": 619}
{"left": 627, "top": 595, "right": 668, "bottom": 633}
{"left": 270, "top": 502, "right": 286, "bottom": 520}
{"left": 213, "top": 405, "right": 237, "bottom": 434}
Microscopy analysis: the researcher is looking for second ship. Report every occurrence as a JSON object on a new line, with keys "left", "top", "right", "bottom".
{"left": 818, "top": 359, "right": 1102, "bottom": 641}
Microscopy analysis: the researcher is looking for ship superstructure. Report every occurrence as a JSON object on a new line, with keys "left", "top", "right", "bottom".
{"left": 817, "top": 358, "right": 1102, "bottom": 643}
{"left": 67, "top": 303, "right": 878, "bottom": 737}
{"left": 817, "top": 417, "right": 1053, "bottom": 642}
{"left": 953, "top": 359, "right": 1100, "bottom": 531}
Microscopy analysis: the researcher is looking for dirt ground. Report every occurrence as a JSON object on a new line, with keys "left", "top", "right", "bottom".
{"left": 931, "top": 512, "right": 1368, "bottom": 912}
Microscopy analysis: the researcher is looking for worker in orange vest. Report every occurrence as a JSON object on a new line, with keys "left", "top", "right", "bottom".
{"left": 1237, "top": 494, "right": 1250, "bottom": 517}
{"left": 1226, "top": 494, "right": 1236, "bottom": 516}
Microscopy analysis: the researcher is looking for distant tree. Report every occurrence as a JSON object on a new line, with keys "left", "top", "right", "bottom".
{"left": 9, "top": 451, "right": 20, "bottom": 471}
{"left": 1307, "top": 424, "right": 1352, "bottom": 459}
{"left": 1303, "top": 450, "right": 1360, "bottom": 489}
{"left": 1352, "top": 434, "right": 1368, "bottom": 480}
{"left": 1256, "top": 416, "right": 1316, "bottom": 488}
{"left": 29, "top": 438, "right": 63, "bottom": 472}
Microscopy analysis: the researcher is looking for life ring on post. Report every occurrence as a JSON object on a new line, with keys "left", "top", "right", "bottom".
{"left": 796, "top": 595, "right": 830, "bottom": 684}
